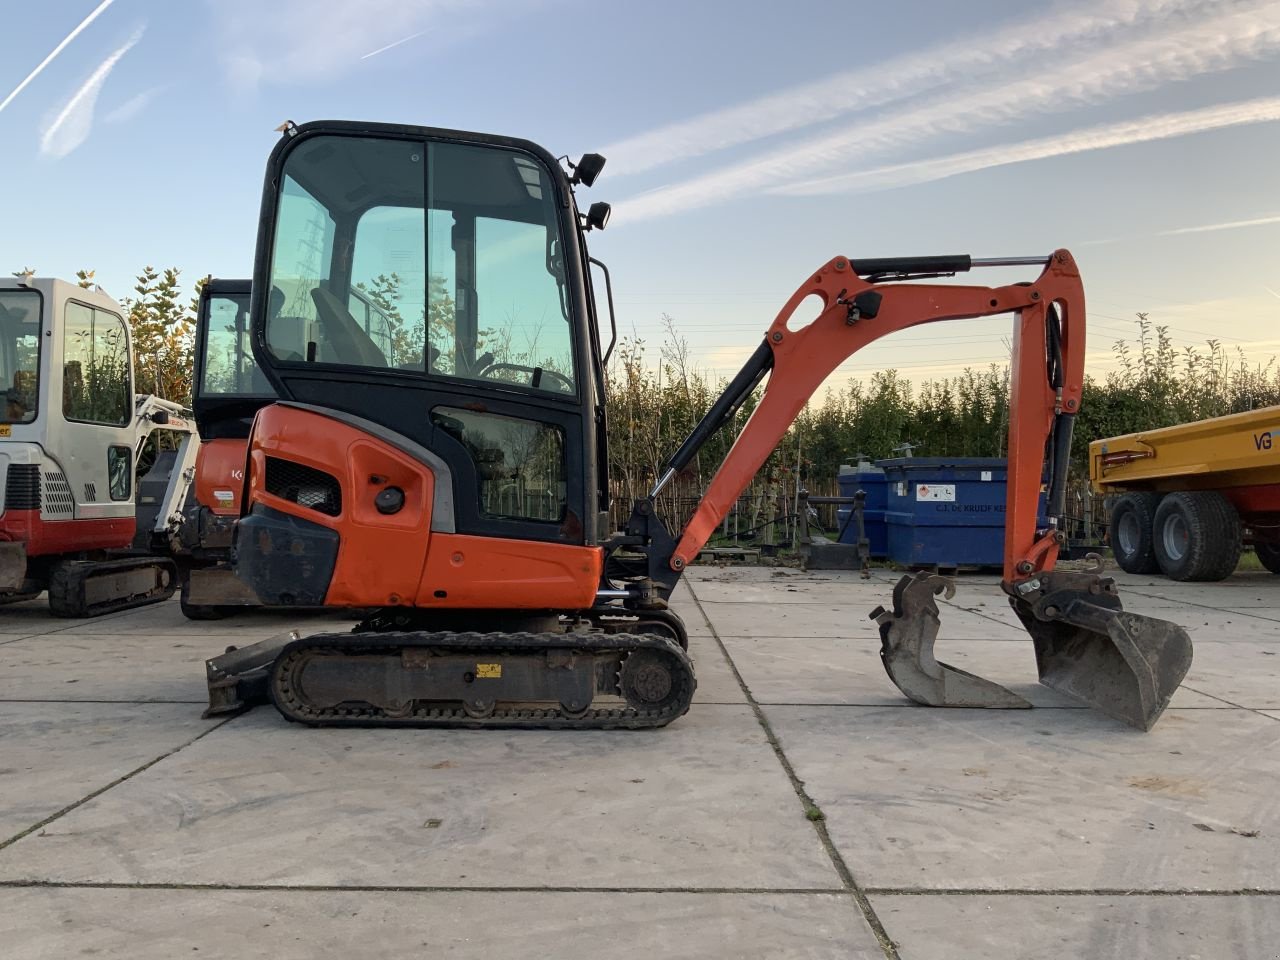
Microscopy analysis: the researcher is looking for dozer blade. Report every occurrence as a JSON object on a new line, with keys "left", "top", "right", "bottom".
{"left": 871, "top": 572, "right": 1031, "bottom": 709}
{"left": 1007, "top": 571, "right": 1193, "bottom": 731}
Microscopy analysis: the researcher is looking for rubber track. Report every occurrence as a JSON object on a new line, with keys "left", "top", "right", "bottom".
{"left": 270, "top": 631, "right": 696, "bottom": 730}
{"left": 48, "top": 557, "right": 178, "bottom": 618}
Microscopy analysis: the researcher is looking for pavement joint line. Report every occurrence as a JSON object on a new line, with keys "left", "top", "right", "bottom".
{"left": 0, "top": 610, "right": 143, "bottom": 646}
{"left": 861, "top": 886, "right": 1280, "bottom": 897}
{"left": 754, "top": 702, "right": 1243, "bottom": 710}
{"left": 0, "top": 880, "right": 853, "bottom": 895}
{"left": 0, "top": 716, "right": 235, "bottom": 854}
{"left": 0, "top": 635, "right": 41, "bottom": 646}
{"left": 1116, "top": 590, "right": 1280, "bottom": 624}
{"left": 1177, "top": 683, "right": 1279, "bottom": 719}
{"left": 0, "top": 699, "right": 206, "bottom": 705}
{"left": 685, "top": 579, "right": 903, "bottom": 960}
{"left": 937, "top": 601, "right": 1028, "bottom": 635}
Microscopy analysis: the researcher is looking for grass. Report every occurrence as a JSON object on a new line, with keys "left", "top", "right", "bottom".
{"left": 1236, "top": 550, "right": 1265, "bottom": 573}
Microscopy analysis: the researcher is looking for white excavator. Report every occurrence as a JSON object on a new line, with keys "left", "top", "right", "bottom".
{"left": 0, "top": 276, "right": 199, "bottom": 616}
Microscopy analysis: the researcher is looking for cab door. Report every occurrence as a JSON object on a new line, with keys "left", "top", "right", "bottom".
{"left": 57, "top": 299, "right": 136, "bottom": 535}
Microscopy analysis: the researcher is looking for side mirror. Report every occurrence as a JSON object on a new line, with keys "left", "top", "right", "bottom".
{"left": 585, "top": 201, "right": 611, "bottom": 232}
{"left": 151, "top": 410, "right": 170, "bottom": 425}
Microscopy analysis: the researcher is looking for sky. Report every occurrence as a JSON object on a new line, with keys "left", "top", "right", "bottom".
{"left": 3, "top": 0, "right": 1279, "bottom": 387}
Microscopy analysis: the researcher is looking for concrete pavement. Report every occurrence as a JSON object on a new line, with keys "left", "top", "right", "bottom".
{"left": 1, "top": 567, "right": 1276, "bottom": 958}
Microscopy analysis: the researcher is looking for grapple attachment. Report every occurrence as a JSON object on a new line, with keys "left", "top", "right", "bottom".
{"left": 871, "top": 573, "right": 1031, "bottom": 709}
{"left": 873, "top": 570, "right": 1193, "bottom": 730}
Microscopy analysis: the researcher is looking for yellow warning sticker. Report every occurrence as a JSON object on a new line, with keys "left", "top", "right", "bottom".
{"left": 476, "top": 663, "right": 502, "bottom": 679}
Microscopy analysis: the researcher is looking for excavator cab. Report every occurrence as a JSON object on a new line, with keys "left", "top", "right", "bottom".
{"left": 176, "top": 280, "right": 277, "bottom": 615}
{"left": 233, "top": 124, "right": 610, "bottom": 605}
{"left": 0, "top": 277, "right": 196, "bottom": 616}
{"left": 188, "top": 279, "right": 275, "bottom": 519}
{"left": 205, "top": 120, "right": 1192, "bottom": 730}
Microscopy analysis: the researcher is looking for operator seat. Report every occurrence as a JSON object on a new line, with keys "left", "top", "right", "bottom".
{"left": 310, "top": 286, "right": 387, "bottom": 367}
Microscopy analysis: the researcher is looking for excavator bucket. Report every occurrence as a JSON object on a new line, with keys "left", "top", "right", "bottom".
{"left": 873, "top": 570, "right": 1193, "bottom": 730}
{"left": 1007, "top": 570, "right": 1193, "bottom": 730}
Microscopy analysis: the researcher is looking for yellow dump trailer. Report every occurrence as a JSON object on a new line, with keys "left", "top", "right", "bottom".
{"left": 1090, "top": 406, "right": 1280, "bottom": 581}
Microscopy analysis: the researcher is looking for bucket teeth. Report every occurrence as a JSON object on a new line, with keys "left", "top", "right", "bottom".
{"left": 871, "top": 572, "right": 1031, "bottom": 709}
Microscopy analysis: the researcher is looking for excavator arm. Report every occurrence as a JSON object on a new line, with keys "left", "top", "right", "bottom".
{"left": 132, "top": 396, "right": 201, "bottom": 552}
{"left": 626, "top": 250, "right": 1191, "bottom": 730}
{"left": 659, "top": 250, "right": 1083, "bottom": 577}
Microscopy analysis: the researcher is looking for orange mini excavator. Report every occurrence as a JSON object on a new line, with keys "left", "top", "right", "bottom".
{"left": 204, "top": 120, "right": 1192, "bottom": 731}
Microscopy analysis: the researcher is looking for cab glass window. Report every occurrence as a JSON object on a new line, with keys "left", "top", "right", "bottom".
{"left": 265, "top": 135, "right": 576, "bottom": 395}
{"left": 267, "top": 175, "right": 336, "bottom": 363}
{"left": 432, "top": 406, "right": 566, "bottom": 522}
{"left": 108, "top": 445, "right": 131, "bottom": 500}
{"left": 63, "top": 302, "right": 130, "bottom": 426}
{"left": 0, "top": 289, "right": 41, "bottom": 424}
{"left": 201, "top": 292, "right": 271, "bottom": 395}
{"left": 349, "top": 206, "right": 429, "bottom": 368}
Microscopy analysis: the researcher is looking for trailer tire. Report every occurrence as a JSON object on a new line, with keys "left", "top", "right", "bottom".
{"left": 1108, "top": 492, "right": 1162, "bottom": 574}
{"left": 1153, "top": 491, "right": 1242, "bottom": 581}
{"left": 1255, "top": 541, "right": 1280, "bottom": 575}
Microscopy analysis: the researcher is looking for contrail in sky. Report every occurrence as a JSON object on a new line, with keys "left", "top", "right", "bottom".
{"left": 614, "top": 1, "right": 1280, "bottom": 222}
{"left": 360, "top": 29, "right": 427, "bottom": 59}
{"left": 40, "top": 27, "right": 143, "bottom": 158}
{"left": 770, "top": 97, "right": 1280, "bottom": 196}
{"left": 602, "top": 0, "right": 1215, "bottom": 177}
{"left": 1157, "top": 214, "right": 1280, "bottom": 236}
{"left": 0, "top": 0, "right": 115, "bottom": 114}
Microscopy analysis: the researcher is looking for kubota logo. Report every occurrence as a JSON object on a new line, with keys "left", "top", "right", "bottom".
{"left": 1256, "top": 431, "right": 1273, "bottom": 451}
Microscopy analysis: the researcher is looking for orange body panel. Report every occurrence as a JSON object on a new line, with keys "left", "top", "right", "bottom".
{"left": 246, "top": 404, "right": 603, "bottom": 609}
{"left": 416, "top": 533, "right": 602, "bottom": 609}
{"left": 194, "top": 439, "right": 250, "bottom": 516}
{"left": 673, "top": 251, "right": 1086, "bottom": 581}
{"left": 249, "top": 404, "right": 435, "bottom": 606}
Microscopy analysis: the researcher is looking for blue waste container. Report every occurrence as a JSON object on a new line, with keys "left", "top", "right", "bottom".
{"left": 880, "top": 457, "right": 1030, "bottom": 568}
{"left": 835, "top": 459, "right": 888, "bottom": 557}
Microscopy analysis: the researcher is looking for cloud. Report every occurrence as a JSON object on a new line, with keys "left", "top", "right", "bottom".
{"left": 769, "top": 96, "right": 1280, "bottom": 196}
{"left": 102, "top": 85, "right": 163, "bottom": 124}
{"left": 601, "top": 0, "right": 1212, "bottom": 178}
{"left": 40, "top": 27, "right": 144, "bottom": 159}
{"left": 0, "top": 0, "right": 116, "bottom": 114}
{"left": 614, "top": 1, "right": 1280, "bottom": 222}
{"left": 210, "top": 0, "right": 550, "bottom": 90}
